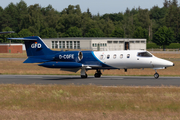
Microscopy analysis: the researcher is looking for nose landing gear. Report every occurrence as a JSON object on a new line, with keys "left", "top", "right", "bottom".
{"left": 154, "top": 70, "right": 159, "bottom": 79}
{"left": 94, "top": 69, "right": 102, "bottom": 78}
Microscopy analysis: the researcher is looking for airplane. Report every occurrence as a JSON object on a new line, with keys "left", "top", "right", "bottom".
{"left": 8, "top": 36, "right": 174, "bottom": 79}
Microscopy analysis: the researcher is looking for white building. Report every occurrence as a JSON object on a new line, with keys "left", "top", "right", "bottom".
{"left": 43, "top": 38, "right": 146, "bottom": 51}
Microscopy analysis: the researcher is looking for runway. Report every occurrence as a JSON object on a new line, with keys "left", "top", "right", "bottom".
{"left": 0, "top": 75, "right": 180, "bottom": 86}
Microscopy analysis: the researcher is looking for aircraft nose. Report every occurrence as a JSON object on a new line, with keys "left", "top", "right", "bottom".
{"left": 173, "top": 63, "right": 175, "bottom": 66}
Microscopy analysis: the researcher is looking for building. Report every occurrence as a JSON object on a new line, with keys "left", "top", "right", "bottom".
{"left": 43, "top": 38, "right": 146, "bottom": 51}
{"left": 0, "top": 44, "right": 23, "bottom": 53}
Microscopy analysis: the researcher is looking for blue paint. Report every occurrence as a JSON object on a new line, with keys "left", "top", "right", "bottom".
{"left": 39, "top": 62, "right": 82, "bottom": 68}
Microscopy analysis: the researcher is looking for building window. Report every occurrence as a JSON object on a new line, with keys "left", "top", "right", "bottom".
{"left": 52, "top": 41, "right": 54, "bottom": 49}
{"left": 130, "top": 41, "right": 134, "bottom": 43}
{"left": 70, "top": 41, "right": 72, "bottom": 49}
{"left": 95, "top": 43, "right": 97, "bottom": 47}
{"left": 77, "top": 41, "right": 80, "bottom": 49}
{"left": 66, "top": 41, "right": 69, "bottom": 48}
{"left": 74, "top": 41, "right": 76, "bottom": 49}
{"left": 113, "top": 41, "right": 118, "bottom": 43}
{"left": 59, "top": 41, "right": 61, "bottom": 48}
{"left": 141, "top": 41, "right": 145, "bottom": 43}
{"left": 113, "top": 54, "right": 117, "bottom": 59}
{"left": 55, "top": 41, "right": 58, "bottom": 48}
{"left": 107, "top": 41, "right": 112, "bottom": 43}
{"left": 135, "top": 41, "right": 140, "bottom": 43}
{"left": 119, "top": 41, "right": 124, "bottom": 44}
{"left": 120, "top": 54, "right": 123, "bottom": 59}
{"left": 107, "top": 54, "right": 110, "bottom": 59}
{"left": 92, "top": 43, "right": 94, "bottom": 47}
{"left": 63, "top": 41, "right": 65, "bottom": 48}
{"left": 105, "top": 43, "right": 107, "bottom": 46}
{"left": 127, "top": 54, "right": 130, "bottom": 58}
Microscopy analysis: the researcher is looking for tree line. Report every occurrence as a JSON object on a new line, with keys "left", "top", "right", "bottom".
{"left": 0, "top": 0, "right": 179, "bottom": 48}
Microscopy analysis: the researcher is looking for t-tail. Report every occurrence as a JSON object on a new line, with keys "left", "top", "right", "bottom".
{"left": 8, "top": 36, "right": 58, "bottom": 63}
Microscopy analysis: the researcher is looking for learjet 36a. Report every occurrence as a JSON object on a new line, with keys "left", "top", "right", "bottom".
{"left": 8, "top": 36, "right": 174, "bottom": 79}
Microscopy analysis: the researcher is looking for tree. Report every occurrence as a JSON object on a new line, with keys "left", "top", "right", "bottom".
{"left": 85, "top": 28, "right": 104, "bottom": 37}
{"left": 18, "top": 29, "right": 32, "bottom": 37}
{"left": 165, "top": 2, "right": 180, "bottom": 42}
{"left": 40, "top": 28, "right": 57, "bottom": 38}
{"left": 133, "top": 27, "right": 148, "bottom": 40}
{"left": 64, "top": 26, "right": 82, "bottom": 37}
{"left": 111, "top": 28, "right": 124, "bottom": 38}
{"left": 153, "top": 26, "right": 174, "bottom": 50}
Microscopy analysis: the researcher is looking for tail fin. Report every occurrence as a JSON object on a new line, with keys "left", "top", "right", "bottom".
{"left": 8, "top": 36, "right": 54, "bottom": 57}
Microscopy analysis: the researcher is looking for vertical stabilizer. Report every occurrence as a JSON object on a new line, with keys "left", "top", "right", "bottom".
{"left": 8, "top": 36, "right": 55, "bottom": 57}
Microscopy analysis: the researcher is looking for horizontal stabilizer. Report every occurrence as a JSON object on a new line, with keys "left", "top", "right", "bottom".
{"left": 0, "top": 31, "right": 14, "bottom": 34}
{"left": 24, "top": 57, "right": 50, "bottom": 63}
{"left": 8, "top": 38, "right": 37, "bottom": 41}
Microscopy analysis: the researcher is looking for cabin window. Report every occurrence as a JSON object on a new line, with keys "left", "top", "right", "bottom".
{"left": 137, "top": 52, "right": 152, "bottom": 57}
{"left": 120, "top": 54, "right": 123, "bottom": 59}
{"left": 100, "top": 54, "right": 106, "bottom": 60}
{"left": 107, "top": 54, "right": 110, "bottom": 59}
{"left": 127, "top": 54, "right": 130, "bottom": 58}
{"left": 113, "top": 54, "right": 117, "bottom": 59}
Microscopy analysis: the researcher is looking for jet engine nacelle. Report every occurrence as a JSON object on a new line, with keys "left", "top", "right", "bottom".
{"left": 54, "top": 51, "right": 83, "bottom": 62}
{"left": 38, "top": 62, "right": 82, "bottom": 68}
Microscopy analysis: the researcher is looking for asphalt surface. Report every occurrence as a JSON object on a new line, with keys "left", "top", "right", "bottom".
{"left": 0, "top": 75, "right": 180, "bottom": 86}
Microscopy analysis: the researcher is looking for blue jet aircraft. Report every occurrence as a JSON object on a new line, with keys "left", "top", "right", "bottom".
{"left": 8, "top": 36, "right": 174, "bottom": 79}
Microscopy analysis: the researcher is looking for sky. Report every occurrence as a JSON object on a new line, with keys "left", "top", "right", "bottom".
{"left": 1, "top": 0, "right": 170, "bottom": 15}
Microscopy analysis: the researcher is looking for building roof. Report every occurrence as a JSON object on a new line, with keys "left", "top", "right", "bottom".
{"left": 43, "top": 37, "right": 146, "bottom": 40}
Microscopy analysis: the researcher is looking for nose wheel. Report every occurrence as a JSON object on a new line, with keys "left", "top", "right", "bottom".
{"left": 154, "top": 72, "right": 159, "bottom": 79}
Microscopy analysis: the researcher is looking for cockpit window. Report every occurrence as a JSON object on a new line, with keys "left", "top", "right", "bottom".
{"left": 137, "top": 52, "right": 152, "bottom": 57}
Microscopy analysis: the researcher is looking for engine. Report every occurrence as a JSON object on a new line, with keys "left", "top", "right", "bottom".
{"left": 38, "top": 62, "right": 82, "bottom": 68}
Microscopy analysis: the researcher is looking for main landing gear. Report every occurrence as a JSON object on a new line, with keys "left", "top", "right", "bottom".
{"left": 81, "top": 73, "right": 88, "bottom": 78}
{"left": 94, "top": 69, "right": 102, "bottom": 78}
{"left": 81, "top": 67, "right": 88, "bottom": 78}
{"left": 154, "top": 70, "right": 159, "bottom": 79}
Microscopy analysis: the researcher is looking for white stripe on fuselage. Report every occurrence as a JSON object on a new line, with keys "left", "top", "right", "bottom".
{"left": 93, "top": 50, "right": 173, "bottom": 69}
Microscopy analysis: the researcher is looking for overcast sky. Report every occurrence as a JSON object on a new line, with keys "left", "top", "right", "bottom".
{"left": 1, "top": 0, "right": 173, "bottom": 15}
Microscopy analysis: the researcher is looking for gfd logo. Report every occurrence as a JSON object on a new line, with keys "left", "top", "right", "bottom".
{"left": 31, "top": 42, "right": 42, "bottom": 48}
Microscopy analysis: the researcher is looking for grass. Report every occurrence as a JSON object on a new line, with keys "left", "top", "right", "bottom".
{"left": 0, "top": 85, "right": 180, "bottom": 119}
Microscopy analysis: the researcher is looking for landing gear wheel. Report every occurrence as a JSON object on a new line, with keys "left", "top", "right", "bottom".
{"left": 154, "top": 72, "right": 159, "bottom": 79}
{"left": 94, "top": 73, "right": 101, "bottom": 78}
{"left": 81, "top": 73, "right": 88, "bottom": 78}
{"left": 94, "top": 69, "right": 102, "bottom": 78}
